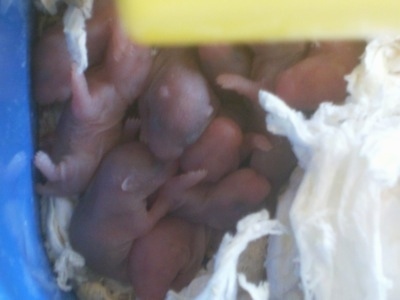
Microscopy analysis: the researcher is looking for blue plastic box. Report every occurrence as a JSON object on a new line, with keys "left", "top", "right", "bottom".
{"left": 0, "top": 2, "right": 70, "bottom": 299}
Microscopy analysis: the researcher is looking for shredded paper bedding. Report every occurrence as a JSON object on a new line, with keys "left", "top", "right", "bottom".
{"left": 264, "top": 37, "right": 400, "bottom": 300}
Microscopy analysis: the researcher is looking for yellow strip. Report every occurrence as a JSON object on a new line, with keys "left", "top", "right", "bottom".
{"left": 116, "top": 0, "right": 400, "bottom": 45}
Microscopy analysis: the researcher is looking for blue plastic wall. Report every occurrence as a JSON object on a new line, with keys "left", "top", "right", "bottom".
{"left": 0, "top": 2, "right": 71, "bottom": 299}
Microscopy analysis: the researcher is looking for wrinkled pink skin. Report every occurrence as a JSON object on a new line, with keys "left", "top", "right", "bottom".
{"left": 180, "top": 116, "right": 243, "bottom": 183}
{"left": 139, "top": 48, "right": 218, "bottom": 161}
{"left": 218, "top": 41, "right": 366, "bottom": 111}
{"left": 129, "top": 217, "right": 211, "bottom": 300}
{"left": 34, "top": 23, "right": 153, "bottom": 196}
{"left": 69, "top": 142, "right": 207, "bottom": 281}
{"left": 170, "top": 168, "right": 270, "bottom": 230}
{"left": 33, "top": 0, "right": 116, "bottom": 104}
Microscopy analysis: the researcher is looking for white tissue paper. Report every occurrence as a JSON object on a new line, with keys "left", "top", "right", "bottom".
{"left": 37, "top": 0, "right": 93, "bottom": 72}
{"left": 41, "top": 196, "right": 86, "bottom": 291}
{"left": 167, "top": 210, "right": 284, "bottom": 300}
{"left": 264, "top": 36, "right": 400, "bottom": 300}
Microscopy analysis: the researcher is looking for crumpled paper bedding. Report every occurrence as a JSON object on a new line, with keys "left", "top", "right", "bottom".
{"left": 263, "top": 36, "right": 400, "bottom": 300}
{"left": 266, "top": 167, "right": 304, "bottom": 300}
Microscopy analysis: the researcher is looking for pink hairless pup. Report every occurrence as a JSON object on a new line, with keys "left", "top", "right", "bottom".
{"left": 33, "top": 0, "right": 117, "bottom": 105}
{"left": 34, "top": 20, "right": 153, "bottom": 197}
{"left": 218, "top": 41, "right": 366, "bottom": 111}
{"left": 69, "top": 141, "right": 207, "bottom": 281}
{"left": 129, "top": 217, "right": 213, "bottom": 300}
{"left": 139, "top": 48, "right": 218, "bottom": 161}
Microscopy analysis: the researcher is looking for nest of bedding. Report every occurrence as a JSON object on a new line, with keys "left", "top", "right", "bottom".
{"left": 34, "top": 1, "right": 400, "bottom": 300}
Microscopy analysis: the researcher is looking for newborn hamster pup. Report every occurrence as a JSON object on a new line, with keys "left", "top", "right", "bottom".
{"left": 69, "top": 142, "right": 207, "bottom": 280}
{"left": 139, "top": 48, "right": 218, "bottom": 161}
{"left": 34, "top": 20, "right": 153, "bottom": 197}
{"left": 129, "top": 217, "right": 211, "bottom": 300}
{"left": 69, "top": 142, "right": 178, "bottom": 280}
